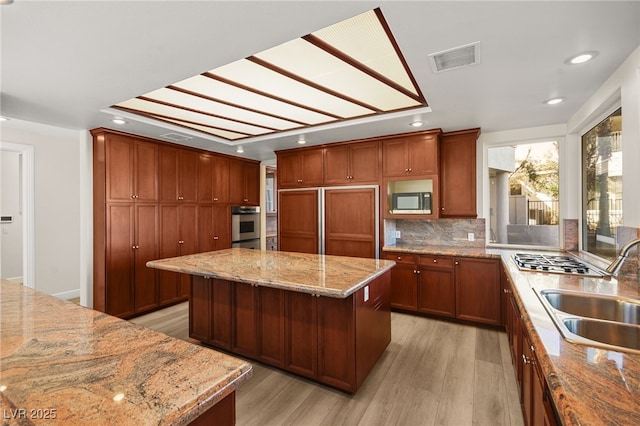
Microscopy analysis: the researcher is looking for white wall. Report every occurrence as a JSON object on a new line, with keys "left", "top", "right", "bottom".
{"left": 1, "top": 151, "right": 23, "bottom": 279}
{"left": 0, "top": 119, "right": 86, "bottom": 300}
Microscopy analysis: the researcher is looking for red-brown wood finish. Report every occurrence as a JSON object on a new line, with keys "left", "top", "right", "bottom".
{"left": 440, "top": 128, "right": 480, "bottom": 218}
{"left": 188, "top": 391, "right": 236, "bottom": 426}
{"left": 382, "top": 133, "right": 439, "bottom": 177}
{"left": 323, "top": 141, "right": 380, "bottom": 185}
{"left": 416, "top": 255, "right": 455, "bottom": 318}
{"left": 384, "top": 252, "right": 418, "bottom": 310}
{"left": 229, "top": 159, "right": 260, "bottom": 205}
{"left": 455, "top": 257, "right": 501, "bottom": 325}
{"left": 92, "top": 127, "right": 259, "bottom": 319}
{"left": 324, "top": 188, "right": 377, "bottom": 258}
{"left": 278, "top": 190, "right": 319, "bottom": 254}
{"left": 277, "top": 148, "right": 324, "bottom": 188}
{"left": 189, "top": 271, "right": 391, "bottom": 393}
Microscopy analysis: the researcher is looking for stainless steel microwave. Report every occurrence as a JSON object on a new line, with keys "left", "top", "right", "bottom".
{"left": 391, "top": 192, "right": 432, "bottom": 214}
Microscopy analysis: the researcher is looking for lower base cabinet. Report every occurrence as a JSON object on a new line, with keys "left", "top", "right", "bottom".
{"left": 504, "top": 269, "right": 557, "bottom": 426}
{"left": 384, "top": 252, "right": 500, "bottom": 325}
{"left": 190, "top": 272, "right": 391, "bottom": 393}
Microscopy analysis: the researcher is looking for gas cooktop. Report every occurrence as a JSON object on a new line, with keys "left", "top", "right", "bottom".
{"left": 512, "top": 253, "right": 605, "bottom": 277}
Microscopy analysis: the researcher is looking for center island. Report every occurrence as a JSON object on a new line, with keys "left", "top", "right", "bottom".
{"left": 147, "top": 248, "right": 395, "bottom": 393}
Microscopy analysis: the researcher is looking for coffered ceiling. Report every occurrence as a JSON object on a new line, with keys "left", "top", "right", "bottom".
{"left": 1, "top": 1, "right": 639, "bottom": 160}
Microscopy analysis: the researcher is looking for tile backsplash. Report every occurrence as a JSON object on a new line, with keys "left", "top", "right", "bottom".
{"left": 387, "top": 218, "right": 486, "bottom": 247}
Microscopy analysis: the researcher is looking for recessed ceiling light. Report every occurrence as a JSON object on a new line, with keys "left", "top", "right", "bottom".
{"left": 112, "top": 118, "right": 127, "bottom": 125}
{"left": 297, "top": 136, "right": 306, "bottom": 145}
{"left": 410, "top": 121, "right": 424, "bottom": 128}
{"left": 544, "top": 97, "right": 565, "bottom": 105}
{"left": 566, "top": 51, "right": 599, "bottom": 65}
{"left": 0, "top": 0, "right": 14, "bottom": 5}
{"left": 236, "top": 146, "right": 244, "bottom": 153}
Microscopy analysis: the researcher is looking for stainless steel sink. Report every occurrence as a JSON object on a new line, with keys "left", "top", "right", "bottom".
{"left": 540, "top": 289, "right": 640, "bottom": 325}
{"left": 562, "top": 318, "right": 640, "bottom": 351}
{"left": 535, "top": 288, "right": 640, "bottom": 354}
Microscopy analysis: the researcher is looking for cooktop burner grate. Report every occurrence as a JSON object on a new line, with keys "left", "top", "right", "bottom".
{"left": 512, "top": 253, "right": 605, "bottom": 277}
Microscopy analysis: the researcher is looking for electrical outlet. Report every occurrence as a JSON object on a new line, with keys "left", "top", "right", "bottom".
{"left": 468, "top": 233, "right": 475, "bottom": 241}
{"left": 395, "top": 231, "right": 401, "bottom": 239}
{"left": 364, "top": 286, "right": 370, "bottom": 302}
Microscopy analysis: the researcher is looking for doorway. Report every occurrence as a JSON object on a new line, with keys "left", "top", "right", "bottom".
{"left": 0, "top": 142, "right": 35, "bottom": 288}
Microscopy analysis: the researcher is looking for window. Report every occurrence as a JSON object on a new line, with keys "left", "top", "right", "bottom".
{"left": 488, "top": 141, "right": 559, "bottom": 247}
{"left": 581, "top": 108, "right": 622, "bottom": 260}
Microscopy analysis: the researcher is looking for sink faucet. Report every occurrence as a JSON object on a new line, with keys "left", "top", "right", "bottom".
{"left": 606, "top": 238, "right": 640, "bottom": 276}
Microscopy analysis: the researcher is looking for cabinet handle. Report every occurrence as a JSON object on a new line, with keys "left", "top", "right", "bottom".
{"left": 441, "top": 207, "right": 445, "bottom": 211}
{"left": 416, "top": 270, "right": 421, "bottom": 274}
{"left": 297, "top": 179, "right": 303, "bottom": 183}
{"left": 455, "top": 261, "right": 459, "bottom": 265}
{"left": 213, "top": 197, "right": 219, "bottom": 201}
{"left": 132, "top": 245, "right": 139, "bottom": 249}
{"left": 243, "top": 198, "right": 249, "bottom": 202}
{"left": 522, "top": 354, "right": 531, "bottom": 364}
{"left": 397, "top": 256, "right": 402, "bottom": 260}
{"left": 408, "top": 168, "right": 412, "bottom": 172}
{"left": 503, "top": 288, "right": 510, "bottom": 293}
{"left": 433, "top": 259, "right": 437, "bottom": 263}
{"left": 178, "top": 196, "right": 184, "bottom": 200}
{"left": 178, "top": 240, "right": 184, "bottom": 244}
{"left": 213, "top": 236, "right": 219, "bottom": 240}
{"left": 131, "top": 195, "right": 139, "bottom": 199}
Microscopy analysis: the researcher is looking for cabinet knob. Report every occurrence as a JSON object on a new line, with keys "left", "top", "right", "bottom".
{"left": 522, "top": 354, "right": 531, "bottom": 365}
{"left": 408, "top": 168, "right": 412, "bottom": 172}
{"left": 455, "top": 261, "right": 459, "bottom": 265}
{"left": 213, "top": 236, "right": 219, "bottom": 240}
{"left": 433, "top": 259, "right": 437, "bottom": 263}
{"left": 243, "top": 198, "right": 249, "bottom": 202}
{"left": 397, "top": 256, "right": 402, "bottom": 260}
{"left": 178, "top": 196, "right": 184, "bottom": 200}
{"left": 416, "top": 270, "right": 421, "bottom": 274}
{"left": 132, "top": 245, "right": 139, "bottom": 249}
{"left": 178, "top": 240, "right": 184, "bottom": 244}
{"left": 441, "top": 207, "right": 445, "bottom": 211}
{"left": 213, "top": 197, "right": 219, "bottom": 201}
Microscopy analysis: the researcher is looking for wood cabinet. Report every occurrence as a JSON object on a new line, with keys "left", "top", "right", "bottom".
{"left": 278, "top": 190, "right": 319, "bottom": 254}
{"left": 277, "top": 148, "right": 324, "bottom": 188}
{"left": 190, "top": 271, "right": 391, "bottom": 393}
{"left": 159, "top": 145, "right": 199, "bottom": 203}
{"left": 229, "top": 159, "right": 260, "bottom": 205}
{"left": 455, "top": 257, "right": 501, "bottom": 325}
{"left": 416, "top": 255, "right": 455, "bottom": 318}
{"left": 198, "top": 205, "right": 231, "bottom": 252}
{"left": 324, "top": 141, "right": 380, "bottom": 185}
{"left": 382, "top": 133, "right": 439, "bottom": 177}
{"left": 440, "top": 128, "right": 480, "bottom": 218}
{"left": 93, "top": 128, "right": 259, "bottom": 318}
{"left": 324, "top": 187, "right": 377, "bottom": 258}
{"left": 384, "top": 252, "right": 500, "bottom": 325}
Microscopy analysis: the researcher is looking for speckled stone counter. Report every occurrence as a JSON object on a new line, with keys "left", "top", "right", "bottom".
{"left": 0, "top": 280, "right": 252, "bottom": 425}
{"left": 385, "top": 243, "right": 640, "bottom": 426}
{"left": 147, "top": 248, "right": 396, "bottom": 298}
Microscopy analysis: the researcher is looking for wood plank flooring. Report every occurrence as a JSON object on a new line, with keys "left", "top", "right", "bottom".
{"left": 131, "top": 302, "right": 524, "bottom": 426}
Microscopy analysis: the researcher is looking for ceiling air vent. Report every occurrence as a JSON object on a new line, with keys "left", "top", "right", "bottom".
{"left": 428, "top": 41, "right": 480, "bottom": 73}
{"left": 160, "top": 132, "right": 193, "bottom": 143}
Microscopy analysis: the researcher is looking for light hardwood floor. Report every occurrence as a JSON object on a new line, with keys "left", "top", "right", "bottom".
{"left": 131, "top": 302, "right": 524, "bottom": 426}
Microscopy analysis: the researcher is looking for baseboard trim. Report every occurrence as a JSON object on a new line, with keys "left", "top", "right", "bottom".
{"left": 52, "top": 288, "right": 81, "bottom": 301}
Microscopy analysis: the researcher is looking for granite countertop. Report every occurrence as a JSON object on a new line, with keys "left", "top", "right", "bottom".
{"left": 147, "top": 248, "right": 396, "bottom": 298}
{"left": 0, "top": 280, "right": 252, "bottom": 426}
{"left": 384, "top": 243, "right": 640, "bottom": 425}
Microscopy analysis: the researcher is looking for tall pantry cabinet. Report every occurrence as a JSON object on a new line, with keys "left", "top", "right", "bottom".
{"left": 92, "top": 128, "right": 259, "bottom": 318}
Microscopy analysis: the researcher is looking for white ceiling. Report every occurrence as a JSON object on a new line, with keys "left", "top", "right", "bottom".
{"left": 1, "top": 1, "right": 639, "bottom": 161}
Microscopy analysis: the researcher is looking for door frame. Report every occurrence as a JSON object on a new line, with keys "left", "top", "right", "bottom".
{"left": 0, "top": 142, "right": 35, "bottom": 288}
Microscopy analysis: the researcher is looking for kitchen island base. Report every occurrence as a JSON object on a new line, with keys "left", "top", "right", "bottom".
{"left": 189, "top": 271, "right": 391, "bottom": 394}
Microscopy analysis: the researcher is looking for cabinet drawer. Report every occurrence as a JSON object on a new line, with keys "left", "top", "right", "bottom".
{"left": 384, "top": 252, "right": 418, "bottom": 265}
{"left": 418, "top": 255, "right": 454, "bottom": 269}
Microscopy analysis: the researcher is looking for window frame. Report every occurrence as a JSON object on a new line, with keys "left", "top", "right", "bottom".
{"left": 578, "top": 100, "right": 623, "bottom": 263}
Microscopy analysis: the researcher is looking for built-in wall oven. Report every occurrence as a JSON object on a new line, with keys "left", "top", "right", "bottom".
{"left": 231, "top": 206, "right": 261, "bottom": 249}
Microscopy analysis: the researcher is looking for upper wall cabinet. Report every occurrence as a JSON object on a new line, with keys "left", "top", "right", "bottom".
{"left": 104, "top": 134, "right": 158, "bottom": 203}
{"left": 158, "top": 146, "right": 199, "bottom": 203}
{"left": 439, "top": 128, "right": 480, "bottom": 218}
{"left": 382, "top": 132, "right": 440, "bottom": 178}
{"left": 229, "top": 159, "right": 260, "bottom": 206}
{"left": 277, "top": 148, "right": 324, "bottom": 188}
{"left": 324, "top": 141, "right": 380, "bottom": 185}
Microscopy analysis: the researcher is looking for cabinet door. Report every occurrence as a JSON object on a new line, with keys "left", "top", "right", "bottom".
{"left": 179, "top": 150, "right": 199, "bottom": 202}
{"left": 213, "top": 155, "right": 230, "bottom": 203}
{"left": 105, "top": 203, "right": 135, "bottom": 317}
{"left": 133, "top": 203, "right": 158, "bottom": 313}
{"left": 157, "top": 205, "right": 180, "bottom": 304}
{"left": 325, "top": 188, "right": 377, "bottom": 258}
{"left": 416, "top": 266, "right": 455, "bottom": 317}
{"left": 197, "top": 205, "right": 215, "bottom": 253}
{"left": 232, "top": 282, "right": 258, "bottom": 358}
{"left": 300, "top": 149, "right": 324, "bottom": 187}
{"left": 323, "top": 145, "right": 350, "bottom": 185}
{"left": 134, "top": 140, "right": 159, "bottom": 202}
{"left": 350, "top": 141, "right": 380, "bottom": 183}
{"left": 105, "top": 135, "right": 134, "bottom": 202}
{"left": 212, "top": 205, "right": 231, "bottom": 251}
{"left": 257, "top": 287, "right": 285, "bottom": 367}
{"left": 178, "top": 205, "right": 198, "bottom": 297}
{"left": 243, "top": 162, "right": 260, "bottom": 205}
{"left": 318, "top": 295, "right": 356, "bottom": 392}
{"left": 276, "top": 152, "right": 301, "bottom": 189}
{"left": 382, "top": 138, "right": 408, "bottom": 177}
{"left": 198, "top": 153, "right": 214, "bottom": 203}
{"left": 190, "top": 276, "right": 211, "bottom": 342}
{"left": 285, "top": 292, "right": 318, "bottom": 378}
{"left": 440, "top": 129, "right": 479, "bottom": 218}
{"left": 159, "top": 147, "right": 179, "bottom": 203}
{"left": 407, "top": 134, "right": 438, "bottom": 176}
{"left": 211, "top": 279, "right": 232, "bottom": 349}
{"left": 455, "top": 258, "right": 501, "bottom": 325}
{"left": 278, "top": 190, "right": 319, "bottom": 254}
{"left": 522, "top": 332, "right": 534, "bottom": 426}
{"left": 277, "top": 150, "right": 323, "bottom": 188}
{"left": 384, "top": 253, "right": 418, "bottom": 310}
